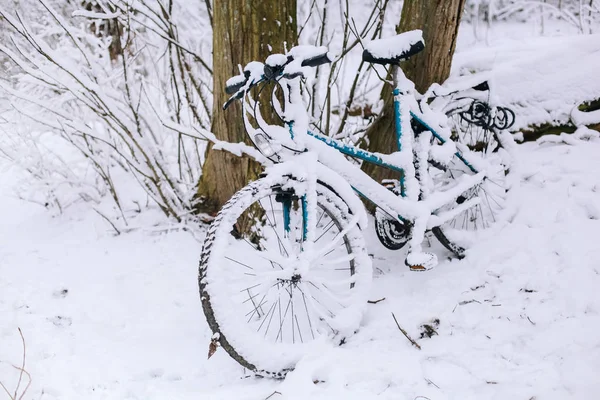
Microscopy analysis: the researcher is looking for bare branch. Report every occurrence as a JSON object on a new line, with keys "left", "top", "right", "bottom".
{"left": 391, "top": 313, "right": 422, "bottom": 350}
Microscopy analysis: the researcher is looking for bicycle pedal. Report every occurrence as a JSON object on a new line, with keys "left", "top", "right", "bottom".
{"left": 405, "top": 252, "right": 438, "bottom": 271}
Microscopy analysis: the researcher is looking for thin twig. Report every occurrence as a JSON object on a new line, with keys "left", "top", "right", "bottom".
{"left": 0, "top": 328, "right": 32, "bottom": 400}
{"left": 367, "top": 297, "right": 386, "bottom": 304}
{"left": 13, "top": 366, "right": 31, "bottom": 400}
{"left": 391, "top": 312, "right": 421, "bottom": 350}
{"left": 94, "top": 208, "right": 121, "bottom": 235}
{"left": 459, "top": 299, "right": 481, "bottom": 305}
{"left": 13, "top": 328, "right": 26, "bottom": 399}
{"left": 203, "top": 0, "right": 213, "bottom": 26}
{"left": 264, "top": 391, "right": 282, "bottom": 400}
{"left": 0, "top": 381, "right": 12, "bottom": 400}
{"left": 424, "top": 378, "right": 439, "bottom": 389}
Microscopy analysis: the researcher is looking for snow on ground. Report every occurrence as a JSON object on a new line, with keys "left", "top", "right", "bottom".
{"left": 451, "top": 31, "right": 600, "bottom": 131}
{"left": 1, "top": 132, "right": 600, "bottom": 399}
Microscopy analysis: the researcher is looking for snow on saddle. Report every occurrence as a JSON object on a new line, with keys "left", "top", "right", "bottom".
{"left": 362, "top": 29, "right": 425, "bottom": 65}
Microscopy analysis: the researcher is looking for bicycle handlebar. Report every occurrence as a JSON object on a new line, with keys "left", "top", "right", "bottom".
{"left": 222, "top": 47, "right": 333, "bottom": 110}
{"left": 300, "top": 52, "right": 333, "bottom": 68}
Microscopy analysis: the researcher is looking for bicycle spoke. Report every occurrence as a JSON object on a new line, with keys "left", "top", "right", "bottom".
{"left": 315, "top": 220, "right": 336, "bottom": 243}
{"left": 258, "top": 197, "right": 290, "bottom": 257}
{"left": 299, "top": 287, "right": 316, "bottom": 340}
{"left": 246, "top": 288, "right": 265, "bottom": 319}
{"left": 291, "top": 296, "right": 295, "bottom": 344}
{"left": 243, "top": 289, "right": 263, "bottom": 305}
{"left": 308, "top": 281, "right": 345, "bottom": 310}
{"left": 243, "top": 238, "right": 259, "bottom": 251}
{"left": 225, "top": 256, "right": 254, "bottom": 270}
{"left": 295, "top": 314, "right": 304, "bottom": 343}
{"left": 268, "top": 196, "right": 278, "bottom": 229}
{"left": 317, "top": 253, "right": 356, "bottom": 266}
{"left": 276, "top": 294, "right": 293, "bottom": 343}
{"left": 240, "top": 282, "right": 263, "bottom": 293}
{"left": 257, "top": 301, "right": 277, "bottom": 334}
{"left": 246, "top": 293, "right": 268, "bottom": 320}
{"left": 315, "top": 208, "right": 327, "bottom": 228}
{"left": 263, "top": 296, "right": 279, "bottom": 337}
{"left": 482, "top": 189, "right": 497, "bottom": 223}
{"left": 322, "top": 247, "right": 336, "bottom": 258}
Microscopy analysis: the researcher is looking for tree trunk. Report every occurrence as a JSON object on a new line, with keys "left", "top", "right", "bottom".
{"left": 360, "top": 0, "right": 466, "bottom": 192}
{"left": 195, "top": 0, "right": 297, "bottom": 215}
{"left": 81, "top": 1, "right": 123, "bottom": 61}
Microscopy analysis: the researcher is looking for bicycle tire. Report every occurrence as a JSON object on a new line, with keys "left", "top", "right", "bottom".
{"left": 430, "top": 108, "right": 515, "bottom": 256}
{"left": 199, "top": 177, "right": 371, "bottom": 377}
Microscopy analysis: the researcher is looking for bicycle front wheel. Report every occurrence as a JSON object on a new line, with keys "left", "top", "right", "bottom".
{"left": 199, "top": 178, "right": 371, "bottom": 377}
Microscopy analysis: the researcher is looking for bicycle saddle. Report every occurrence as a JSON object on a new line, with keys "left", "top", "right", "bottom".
{"left": 362, "top": 29, "right": 425, "bottom": 65}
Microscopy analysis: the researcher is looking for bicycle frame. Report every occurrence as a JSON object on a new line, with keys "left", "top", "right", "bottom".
{"left": 301, "top": 88, "right": 481, "bottom": 217}
{"left": 240, "top": 66, "right": 486, "bottom": 258}
{"left": 305, "top": 89, "right": 479, "bottom": 196}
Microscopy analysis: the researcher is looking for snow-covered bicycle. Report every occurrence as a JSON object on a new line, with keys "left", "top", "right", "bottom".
{"left": 199, "top": 30, "right": 515, "bottom": 376}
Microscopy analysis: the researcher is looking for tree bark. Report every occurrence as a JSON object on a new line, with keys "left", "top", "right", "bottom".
{"left": 360, "top": 0, "right": 466, "bottom": 192}
{"left": 195, "top": 0, "right": 297, "bottom": 215}
{"left": 81, "top": 1, "right": 124, "bottom": 61}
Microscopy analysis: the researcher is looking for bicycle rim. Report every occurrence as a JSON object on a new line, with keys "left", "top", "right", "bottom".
{"left": 431, "top": 116, "right": 514, "bottom": 252}
{"left": 199, "top": 178, "right": 371, "bottom": 376}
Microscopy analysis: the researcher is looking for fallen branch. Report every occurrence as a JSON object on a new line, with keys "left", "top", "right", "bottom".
{"left": 391, "top": 312, "right": 421, "bottom": 350}
{"left": 93, "top": 208, "right": 121, "bottom": 235}
{"left": 0, "top": 328, "right": 32, "bottom": 400}
{"left": 14, "top": 328, "right": 26, "bottom": 399}
{"left": 424, "top": 378, "right": 439, "bottom": 389}
{"left": 367, "top": 297, "right": 385, "bottom": 304}
{"left": 459, "top": 299, "right": 481, "bottom": 306}
{"left": 264, "top": 391, "right": 282, "bottom": 400}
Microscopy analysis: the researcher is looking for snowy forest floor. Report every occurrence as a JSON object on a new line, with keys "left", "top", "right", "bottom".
{"left": 1, "top": 132, "right": 600, "bottom": 399}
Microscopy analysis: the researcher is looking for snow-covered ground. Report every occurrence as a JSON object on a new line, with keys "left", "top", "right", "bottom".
{"left": 1, "top": 132, "right": 599, "bottom": 399}
{"left": 1, "top": 6, "right": 599, "bottom": 398}
{"left": 451, "top": 31, "right": 600, "bottom": 131}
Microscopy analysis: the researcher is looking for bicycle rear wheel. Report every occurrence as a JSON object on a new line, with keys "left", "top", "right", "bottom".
{"left": 199, "top": 178, "right": 371, "bottom": 377}
{"left": 430, "top": 108, "right": 515, "bottom": 256}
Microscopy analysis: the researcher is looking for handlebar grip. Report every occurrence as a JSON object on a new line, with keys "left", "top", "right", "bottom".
{"left": 282, "top": 71, "right": 304, "bottom": 80}
{"left": 225, "top": 80, "right": 244, "bottom": 95}
{"left": 225, "top": 72, "right": 249, "bottom": 95}
{"left": 301, "top": 52, "right": 332, "bottom": 67}
{"left": 472, "top": 81, "right": 490, "bottom": 92}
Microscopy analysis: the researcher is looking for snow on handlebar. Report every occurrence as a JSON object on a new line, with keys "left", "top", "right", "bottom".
{"left": 222, "top": 61, "right": 265, "bottom": 110}
{"left": 222, "top": 46, "right": 333, "bottom": 110}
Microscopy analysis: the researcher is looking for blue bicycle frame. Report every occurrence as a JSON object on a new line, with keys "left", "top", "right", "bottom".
{"left": 237, "top": 63, "right": 486, "bottom": 251}
{"left": 276, "top": 85, "right": 482, "bottom": 246}
{"left": 304, "top": 88, "right": 478, "bottom": 201}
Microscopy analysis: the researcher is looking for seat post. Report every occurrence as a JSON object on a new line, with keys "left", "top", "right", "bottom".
{"left": 392, "top": 65, "right": 414, "bottom": 94}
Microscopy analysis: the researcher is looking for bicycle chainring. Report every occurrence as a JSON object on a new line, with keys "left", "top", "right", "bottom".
{"left": 374, "top": 208, "right": 410, "bottom": 251}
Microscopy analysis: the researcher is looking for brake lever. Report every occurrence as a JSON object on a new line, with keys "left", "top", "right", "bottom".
{"left": 223, "top": 61, "right": 266, "bottom": 110}
{"left": 223, "top": 90, "right": 245, "bottom": 110}
{"left": 225, "top": 71, "right": 249, "bottom": 95}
